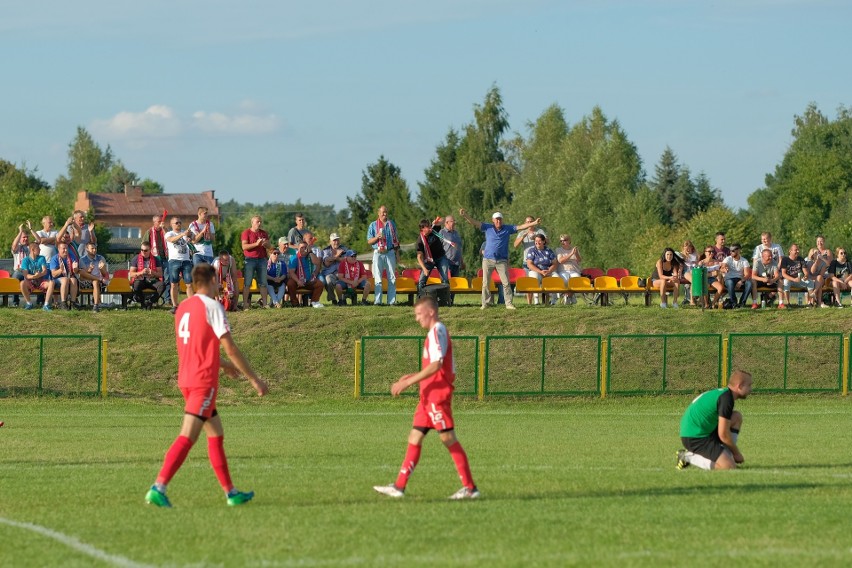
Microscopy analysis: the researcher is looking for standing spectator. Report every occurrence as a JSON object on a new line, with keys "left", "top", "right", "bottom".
{"left": 439, "top": 215, "right": 463, "bottom": 305}
{"left": 64, "top": 210, "right": 96, "bottom": 258}
{"left": 19, "top": 242, "right": 53, "bottom": 310}
{"left": 826, "top": 248, "right": 852, "bottom": 308}
{"left": 415, "top": 217, "right": 449, "bottom": 291}
{"left": 287, "top": 212, "right": 309, "bottom": 251}
{"left": 652, "top": 248, "right": 682, "bottom": 308}
{"left": 513, "top": 216, "right": 547, "bottom": 268}
{"left": 336, "top": 249, "right": 373, "bottom": 305}
{"left": 751, "top": 232, "right": 784, "bottom": 264}
{"left": 35, "top": 215, "right": 58, "bottom": 263}
{"left": 212, "top": 250, "right": 239, "bottom": 311}
{"left": 525, "top": 234, "right": 558, "bottom": 305}
{"left": 721, "top": 244, "right": 752, "bottom": 309}
{"left": 10, "top": 222, "right": 31, "bottom": 306}
{"left": 750, "top": 248, "right": 780, "bottom": 309}
{"left": 779, "top": 244, "right": 813, "bottom": 309}
{"left": 240, "top": 215, "right": 270, "bottom": 309}
{"left": 48, "top": 242, "right": 78, "bottom": 310}
{"left": 165, "top": 217, "right": 195, "bottom": 314}
{"left": 459, "top": 209, "right": 540, "bottom": 310}
{"left": 320, "top": 233, "right": 347, "bottom": 303}
{"left": 266, "top": 249, "right": 289, "bottom": 308}
{"left": 78, "top": 242, "right": 110, "bottom": 312}
{"left": 144, "top": 214, "right": 170, "bottom": 304}
{"left": 189, "top": 207, "right": 216, "bottom": 266}
{"left": 129, "top": 243, "right": 165, "bottom": 310}
{"left": 366, "top": 205, "right": 400, "bottom": 306}
{"left": 372, "top": 296, "right": 479, "bottom": 500}
{"left": 144, "top": 264, "right": 268, "bottom": 508}
{"left": 711, "top": 232, "right": 730, "bottom": 262}
{"left": 286, "top": 241, "right": 324, "bottom": 308}
{"left": 554, "top": 234, "right": 581, "bottom": 305}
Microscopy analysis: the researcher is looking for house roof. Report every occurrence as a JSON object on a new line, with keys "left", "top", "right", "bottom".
{"left": 76, "top": 189, "right": 219, "bottom": 220}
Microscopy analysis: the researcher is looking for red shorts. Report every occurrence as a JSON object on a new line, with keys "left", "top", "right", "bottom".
{"left": 24, "top": 280, "right": 50, "bottom": 292}
{"left": 412, "top": 399, "right": 454, "bottom": 431}
{"left": 181, "top": 386, "right": 218, "bottom": 418}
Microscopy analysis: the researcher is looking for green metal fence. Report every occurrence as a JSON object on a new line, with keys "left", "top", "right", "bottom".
{"left": 607, "top": 334, "right": 723, "bottom": 395}
{"left": 0, "top": 335, "right": 103, "bottom": 395}
{"left": 728, "top": 332, "right": 845, "bottom": 393}
{"left": 484, "top": 335, "right": 602, "bottom": 395}
{"left": 358, "top": 335, "right": 479, "bottom": 397}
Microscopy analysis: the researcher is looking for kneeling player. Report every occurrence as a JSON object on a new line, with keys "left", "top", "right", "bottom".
{"left": 145, "top": 264, "right": 268, "bottom": 507}
{"left": 677, "top": 370, "right": 753, "bottom": 471}
{"left": 373, "top": 296, "right": 479, "bottom": 499}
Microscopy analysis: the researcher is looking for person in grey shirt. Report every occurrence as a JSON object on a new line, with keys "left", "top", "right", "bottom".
{"left": 439, "top": 215, "right": 463, "bottom": 305}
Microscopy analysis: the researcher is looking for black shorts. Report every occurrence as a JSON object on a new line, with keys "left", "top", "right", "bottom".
{"left": 681, "top": 434, "right": 727, "bottom": 462}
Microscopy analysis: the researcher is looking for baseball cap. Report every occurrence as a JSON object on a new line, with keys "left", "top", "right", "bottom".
{"left": 330, "top": 233, "right": 340, "bottom": 241}
{"left": 492, "top": 212, "right": 503, "bottom": 219}
{"left": 278, "top": 236, "right": 287, "bottom": 245}
{"left": 345, "top": 249, "right": 357, "bottom": 257}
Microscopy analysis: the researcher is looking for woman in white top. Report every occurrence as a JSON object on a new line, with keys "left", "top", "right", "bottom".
{"left": 697, "top": 246, "right": 725, "bottom": 308}
{"left": 678, "top": 241, "right": 699, "bottom": 305}
{"left": 554, "top": 234, "right": 581, "bottom": 305}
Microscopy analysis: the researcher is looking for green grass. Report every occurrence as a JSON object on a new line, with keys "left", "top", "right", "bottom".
{"left": 2, "top": 396, "right": 852, "bottom": 566}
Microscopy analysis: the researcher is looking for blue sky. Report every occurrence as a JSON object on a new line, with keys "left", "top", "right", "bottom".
{"left": 2, "top": 1, "right": 849, "bottom": 214}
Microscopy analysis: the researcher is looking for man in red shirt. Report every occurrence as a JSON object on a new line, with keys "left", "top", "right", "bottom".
{"left": 240, "top": 215, "right": 270, "bottom": 309}
{"left": 145, "top": 264, "right": 268, "bottom": 508}
{"left": 373, "top": 296, "right": 480, "bottom": 499}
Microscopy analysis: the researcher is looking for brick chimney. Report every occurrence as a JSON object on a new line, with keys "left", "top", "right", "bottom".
{"left": 124, "top": 184, "right": 143, "bottom": 202}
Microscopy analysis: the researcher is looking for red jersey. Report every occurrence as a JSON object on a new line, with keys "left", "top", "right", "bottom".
{"left": 419, "top": 321, "right": 455, "bottom": 403}
{"left": 241, "top": 228, "right": 269, "bottom": 259}
{"left": 338, "top": 259, "right": 366, "bottom": 281}
{"left": 175, "top": 294, "right": 231, "bottom": 389}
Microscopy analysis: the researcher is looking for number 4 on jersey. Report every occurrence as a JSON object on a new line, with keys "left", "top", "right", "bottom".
{"left": 178, "top": 312, "right": 191, "bottom": 344}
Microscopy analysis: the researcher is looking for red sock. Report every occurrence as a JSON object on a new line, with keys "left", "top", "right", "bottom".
{"left": 448, "top": 442, "right": 475, "bottom": 489}
{"left": 394, "top": 443, "right": 422, "bottom": 489}
{"left": 207, "top": 435, "right": 234, "bottom": 493}
{"left": 156, "top": 435, "right": 193, "bottom": 486}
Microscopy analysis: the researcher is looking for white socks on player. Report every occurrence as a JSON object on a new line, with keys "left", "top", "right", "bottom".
{"left": 684, "top": 451, "right": 713, "bottom": 470}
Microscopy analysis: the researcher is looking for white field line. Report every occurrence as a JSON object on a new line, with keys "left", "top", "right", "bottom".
{"left": 0, "top": 517, "right": 154, "bottom": 568}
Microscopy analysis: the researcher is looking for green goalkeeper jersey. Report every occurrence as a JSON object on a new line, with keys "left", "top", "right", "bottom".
{"left": 679, "top": 387, "right": 734, "bottom": 438}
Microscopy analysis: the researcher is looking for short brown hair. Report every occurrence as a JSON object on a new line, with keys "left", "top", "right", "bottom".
{"left": 414, "top": 295, "right": 438, "bottom": 312}
{"left": 191, "top": 264, "right": 215, "bottom": 287}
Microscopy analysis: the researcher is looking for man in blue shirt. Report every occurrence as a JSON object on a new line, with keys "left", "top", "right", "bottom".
{"left": 458, "top": 209, "right": 541, "bottom": 310}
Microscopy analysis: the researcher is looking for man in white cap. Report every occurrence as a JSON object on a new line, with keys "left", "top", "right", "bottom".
{"left": 320, "top": 233, "right": 348, "bottom": 304}
{"left": 457, "top": 209, "right": 541, "bottom": 310}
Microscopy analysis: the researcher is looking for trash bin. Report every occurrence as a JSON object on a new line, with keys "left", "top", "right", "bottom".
{"left": 691, "top": 267, "right": 706, "bottom": 298}
{"left": 419, "top": 283, "right": 450, "bottom": 307}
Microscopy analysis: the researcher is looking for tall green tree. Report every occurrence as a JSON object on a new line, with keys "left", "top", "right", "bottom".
{"left": 0, "top": 160, "right": 63, "bottom": 258}
{"left": 417, "top": 129, "right": 460, "bottom": 216}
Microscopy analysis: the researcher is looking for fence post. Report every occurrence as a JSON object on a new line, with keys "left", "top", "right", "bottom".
{"left": 722, "top": 336, "right": 729, "bottom": 386}
{"left": 478, "top": 339, "right": 486, "bottom": 401}
{"left": 354, "top": 340, "right": 361, "bottom": 399}
{"left": 100, "top": 340, "right": 108, "bottom": 398}
{"left": 844, "top": 336, "right": 850, "bottom": 397}
{"left": 600, "top": 339, "right": 608, "bottom": 399}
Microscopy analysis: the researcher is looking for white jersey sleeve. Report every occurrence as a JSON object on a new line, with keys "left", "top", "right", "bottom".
{"left": 426, "top": 322, "right": 449, "bottom": 364}
{"left": 200, "top": 294, "right": 231, "bottom": 338}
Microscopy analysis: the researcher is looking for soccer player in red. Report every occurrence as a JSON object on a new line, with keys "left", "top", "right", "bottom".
{"left": 145, "top": 264, "right": 268, "bottom": 508}
{"left": 373, "top": 295, "right": 480, "bottom": 499}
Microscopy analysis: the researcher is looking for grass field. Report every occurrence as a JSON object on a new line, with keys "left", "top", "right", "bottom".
{"left": 3, "top": 395, "right": 852, "bottom": 567}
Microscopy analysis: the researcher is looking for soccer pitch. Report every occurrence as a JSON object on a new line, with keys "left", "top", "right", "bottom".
{"left": 2, "top": 396, "right": 852, "bottom": 567}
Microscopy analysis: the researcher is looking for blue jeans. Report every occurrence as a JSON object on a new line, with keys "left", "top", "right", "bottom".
{"left": 192, "top": 254, "right": 213, "bottom": 266}
{"left": 243, "top": 257, "right": 268, "bottom": 289}
{"left": 725, "top": 277, "right": 752, "bottom": 306}
{"left": 372, "top": 250, "right": 398, "bottom": 305}
{"left": 417, "top": 257, "right": 450, "bottom": 289}
{"left": 168, "top": 259, "right": 193, "bottom": 283}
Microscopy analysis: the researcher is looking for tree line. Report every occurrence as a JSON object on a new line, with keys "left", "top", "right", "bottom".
{"left": 2, "top": 90, "right": 851, "bottom": 276}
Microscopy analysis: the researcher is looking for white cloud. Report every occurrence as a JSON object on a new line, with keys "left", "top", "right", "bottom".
{"left": 191, "top": 110, "right": 281, "bottom": 135}
{"left": 90, "top": 105, "right": 182, "bottom": 140}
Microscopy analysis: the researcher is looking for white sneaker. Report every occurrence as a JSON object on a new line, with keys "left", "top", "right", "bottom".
{"left": 311, "top": 302, "right": 325, "bottom": 308}
{"left": 449, "top": 486, "right": 481, "bottom": 500}
{"left": 373, "top": 484, "right": 404, "bottom": 498}
{"left": 505, "top": 304, "right": 516, "bottom": 310}
{"left": 672, "top": 303, "right": 679, "bottom": 309}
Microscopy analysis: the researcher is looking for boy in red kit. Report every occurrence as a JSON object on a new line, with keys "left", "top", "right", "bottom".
{"left": 373, "top": 296, "right": 480, "bottom": 500}
{"left": 145, "top": 264, "right": 268, "bottom": 508}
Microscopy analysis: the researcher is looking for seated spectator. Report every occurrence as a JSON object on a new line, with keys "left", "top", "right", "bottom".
{"left": 48, "top": 242, "right": 78, "bottom": 310}
{"left": 266, "top": 249, "right": 289, "bottom": 308}
{"left": 805, "top": 247, "right": 829, "bottom": 307}
{"left": 554, "top": 234, "right": 581, "bottom": 305}
{"left": 320, "top": 233, "right": 347, "bottom": 303}
{"left": 525, "top": 234, "right": 557, "bottom": 305}
{"left": 678, "top": 240, "right": 699, "bottom": 305}
{"left": 825, "top": 248, "right": 852, "bottom": 308}
{"left": 652, "top": 248, "right": 682, "bottom": 308}
{"left": 336, "top": 249, "right": 373, "bottom": 305}
{"left": 78, "top": 242, "right": 110, "bottom": 312}
{"left": 779, "top": 244, "right": 814, "bottom": 309}
{"left": 19, "top": 241, "right": 53, "bottom": 310}
{"left": 751, "top": 232, "right": 784, "bottom": 263}
{"left": 815, "top": 235, "right": 833, "bottom": 264}
{"left": 697, "top": 246, "right": 725, "bottom": 308}
{"left": 287, "top": 241, "right": 324, "bottom": 308}
{"left": 129, "top": 244, "right": 165, "bottom": 310}
{"left": 750, "top": 248, "right": 781, "bottom": 309}
{"left": 711, "top": 232, "right": 730, "bottom": 262}
{"left": 10, "top": 222, "right": 31, "bottom": 307}
{"left": 721, "top": 243, "right": 752, "bottom": 309}
{"left": 212, "top": 250, "right": 239, "bottom": 311}
{"left": 415, "top": 217, "right": 449, "bottom": 291}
